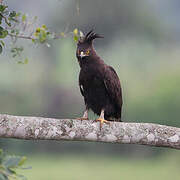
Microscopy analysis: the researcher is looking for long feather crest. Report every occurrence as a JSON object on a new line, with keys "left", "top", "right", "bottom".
{"left": 80, "top": 29, "right": 103, "bottom": 43}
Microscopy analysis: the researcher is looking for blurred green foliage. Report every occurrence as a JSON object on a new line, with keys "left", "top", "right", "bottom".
{"left": 0, "top": 149, "right": 28, "bottom": 180}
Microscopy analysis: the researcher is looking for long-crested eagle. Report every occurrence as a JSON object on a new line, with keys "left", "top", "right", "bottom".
{"left": 76, "top": 30, "right": 123, "bottom": 128}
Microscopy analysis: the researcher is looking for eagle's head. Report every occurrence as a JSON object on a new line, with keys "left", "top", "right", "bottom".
{"left": 76, "top": 30, "right": 103, "bottom": 60}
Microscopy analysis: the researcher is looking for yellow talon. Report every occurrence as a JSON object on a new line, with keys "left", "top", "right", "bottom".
{"left": 76, "top": 117, "right": 89, "bottom": 120}
{"left": 77, "top": 110, "right": 89, "bottom": 121}
{"left": 95, "top": 118, "right": 110, "bottom": 130}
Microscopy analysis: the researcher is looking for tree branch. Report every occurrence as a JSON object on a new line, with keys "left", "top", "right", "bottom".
{"left": 7, "top": 33, "right": 64, "bottom": 41}
{"left": 0, "top": 114, "right": 180, "bottom": 149}
{"left": 8, "top": 33, "right": 35, "bottom": 40}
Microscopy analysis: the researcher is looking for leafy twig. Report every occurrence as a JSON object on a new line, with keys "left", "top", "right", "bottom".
{"left": 0, "top": 12, "right": 11, "bottom": 26}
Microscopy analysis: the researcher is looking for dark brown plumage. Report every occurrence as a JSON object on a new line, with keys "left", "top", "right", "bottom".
{"left": 76, "top": 30, "right": 123, "bottom": 124}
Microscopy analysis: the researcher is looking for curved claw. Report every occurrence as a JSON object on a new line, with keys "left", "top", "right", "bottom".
{"left": 76, "top": 117, "right": 89, "bottom": 121}
{"left": 95, "top": 118, "right": 110, "bottom": 130}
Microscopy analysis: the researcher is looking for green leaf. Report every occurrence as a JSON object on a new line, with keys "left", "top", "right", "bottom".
{"left": 0, "top": 40, "right": 5, "bottom": 47}
{"left": 6, "top": 168, "right": 16, "bottom": 175}
{"left": 17, "top": 59, "right": 28, "bottom": 65}
{"left": 8, "top": 17, "right": 18, "bottom": 23}
{"left": 9, "top": 11, "right": 16, "bottom": 18}
{"left": 0, "top": 26, "right": 4, "bottom": 31}
{"left": 73, "top": 28, "right": 78, "bottom": 35}
{"left": 18, "top": 47, "right": 24, "bottom": 52}
{"left": 0, "top": 16, "right": 2, "bottom": 24}
{"left": 0, "top": 5, "right": 8, "bottom": 12}
{"left": 11, "top": 29, "right": 15, "bottom": 34}
{"left": 16, "top": 12, "right": 21, "bottom": 17}
{"left": 42, "top": 24, "right": 47, "bottom": 30}
{"left": 18, "top": 156, "right": 27, "bottom": 166}
{"left": 11, "top": 48, "right": 16, "bottom": 53}
{"left": 15, "top": 29, "right": 19, "bottom": 35}
{"left": 3, "top": 156, "right": 22, "bottom": 168}
{"left": 32, "top": 38, "right": 36, "bottom": 43}
{"left": 0, "top": 30, "right": 8, "bottom": 39}
{"left": 73, "top": 28, "right": 79, "bottom": 42}
{"left": 39, "top": 30, "right": 47, "bottom": 43}
{"left": 22, "top": 14, "right": 26, "bottom": 22}
{"left": 0, "top": 44, "right": 2, "bottom": 54}
{"left": 74, "top": 35, "right": 78, "bottom": 42}
{"left": 35, "top": 27, "right": 40, "bottom": 33}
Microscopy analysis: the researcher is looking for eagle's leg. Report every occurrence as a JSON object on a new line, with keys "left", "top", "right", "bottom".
{"left": 95, "top": 109, "right": 110, "bottom": 129}
{"left": 76, "top": 109, "right": 89, "bottom": 120}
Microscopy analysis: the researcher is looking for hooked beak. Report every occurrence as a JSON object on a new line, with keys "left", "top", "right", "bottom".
{"left": 79, "top": 51, "right": 87, "bottom": 58}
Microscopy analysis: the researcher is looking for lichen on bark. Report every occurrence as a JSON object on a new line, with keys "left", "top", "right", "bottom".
{"left": 0, "top": 114, "right": 180, "bottom": 149}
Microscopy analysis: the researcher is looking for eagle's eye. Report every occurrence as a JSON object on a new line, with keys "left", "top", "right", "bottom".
{"left": 86, "top": 49, "right": 90, "bottom": 55}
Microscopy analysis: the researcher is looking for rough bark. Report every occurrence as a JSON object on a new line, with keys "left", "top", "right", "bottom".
{"left": 0, "top": 114, "right": 180, "bottom": 149}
